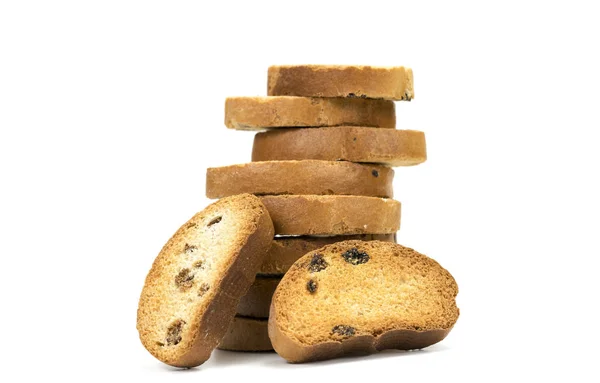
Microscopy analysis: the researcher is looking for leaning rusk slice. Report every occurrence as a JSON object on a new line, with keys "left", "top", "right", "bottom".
{"left": 136, "top": 194, "right": 274, "bottom": 367}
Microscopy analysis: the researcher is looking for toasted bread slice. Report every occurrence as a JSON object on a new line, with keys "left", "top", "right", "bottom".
{"left": 136, "top": 194, "right": 274, "bottom": 367}
{"left": 237, "top": 276, "right": 280, "bottom": 318}
{"left": 259, "top": 234, "right": 395, "bottom": 276}
{"left": 206, "top": 160, "right": 394, "bottom": 199}
{"left": 268, "top": 65, "right": 414, "bottom": 101}
{"left": 218, "top": 316, "right": 273, "bottom": 352}
{"left": 225, "top": 96, "right": 395, "bottom": 130}
{"left": 259, "top": 195, "right": 400, "bottom": 235}
{"left": 269, "top": 240, "right": 459, "bottom": 363}
{"left": 252, "top": 127, "right": 426, "bottom": 166}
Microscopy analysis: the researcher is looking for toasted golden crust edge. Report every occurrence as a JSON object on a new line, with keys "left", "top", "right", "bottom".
{"left": 206, "top": 161, "right": 394, "bottom": 199}
{"left": 224, "top": 96, "right": 396, "bottom": 130}
{"left": 267, "top": 65, "right": 414, "bottom": 101}
{"left": 268, "top": 319, "right": 452, "bottom": 363}
{"left": 251, "top": 127, "right": 426, "bottom": 166}
{"left": 259, "top": 195, "right": 401, "bottom": 235}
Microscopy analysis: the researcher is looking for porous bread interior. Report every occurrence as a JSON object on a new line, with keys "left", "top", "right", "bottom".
{"left": 137, "top": 195, "right": 266, "bottom": 361}
{"left": 273, "top": 240, "right": 459, "bottom": 345}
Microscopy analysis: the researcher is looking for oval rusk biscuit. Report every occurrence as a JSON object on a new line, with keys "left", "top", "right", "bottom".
{"left": 206, "top": 160, "right": 394, "bottom": 199}
{"left": 269, "top": 240, "right": 460, "bottom": 363}
{"left": 136, "top": 194, "right": 274, "bottom": 367}
{"left": 268, "top": 65, "right": 414, "bottom": 101}
{"left": 259, "top": 195, "right": 400, "bottom": 235}
{"left": 252, "top": 127, "right": 426, "bottom": 166}
{"left": 225, "top": 96, "right": 395, "bottom": 130}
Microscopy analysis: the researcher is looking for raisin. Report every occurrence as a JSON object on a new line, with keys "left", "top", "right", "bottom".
{"left": 347, "top": 93, "right": 356, "bottom": 98}
{"left": 198, "top": 283, "right": 210, "bottom": 297}
{"left": 207, "top": 216, "right": 222, "bottom": 227}
{"left": 166, "top": 319, "right": 186, "bottom": 346}
{"left": 371, "top": 169, "right": 379, "bottom": 177}
{"left": 360, "top": 94, "right": 367, "bottom": 99}
{"left": 341, "top": 248, "right": 370, "bottom": 265}
{"left": 306, "top": 279, "right": 317, "bottom": 293}
{"left": 331, "top": 325, "right": 356, "bottom": 337}
{"left": 175, "top": 268, "right": 194, "bottom": 289}
{"left": 184, "top": 243, "right": 197, "bottom": 254}
{"left": 308, "top": 254, "right": 328, "bottom": 273}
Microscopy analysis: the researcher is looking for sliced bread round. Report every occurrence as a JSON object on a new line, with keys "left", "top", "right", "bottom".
{"left": 225, "top": 96, "right": 395, "bottom": 130}
{"left": 268, "top": 240, "right": 459, "bottom": 363}
{"left": 136, "top": 194, "right": 274, "bottom": 367}
{"left": 259, "top": 195, "right": 401, "bottom": 235}
{"left": 206, "top": 160, "right": 394, "bottom": 199}
{"left": 268, "top": 65, "right": 414, "bottom": 101}
{"left": 252, "top": 127, "right": 426, "bottom": 166}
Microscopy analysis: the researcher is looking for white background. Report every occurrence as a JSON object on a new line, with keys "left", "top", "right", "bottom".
{"left": 1, "top": 0, "right": 599, "bottom": 381}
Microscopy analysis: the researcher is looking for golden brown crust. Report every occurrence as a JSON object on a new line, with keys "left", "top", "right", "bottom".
{"left": 259, "top": 234, "right": 395, "bottom": 275}
{"left": 268, "top": 65, "right": 414, "bottom": 101}
{"left": 136, "top": 194, "right": 274, "bottom": 367}
{"left": 252, "top": 127, "right": 426, "bottom": 166}
{"left": 206, "top": 161, "right": 394, "bottom": 199}
{"left": 268, "top": 240, "right": 459, "bottom": 363}
{"left": 259, "top": 195, "right": 401, "bottom": 235}
{"left": 268, "top": 321, "right": 452, "bottom": 363}
{"left": 218, "top": 317, "right": 273, "bottom": 352}
{"left": 225, "top": 96, "right": 395, "bottom": 130}
{"left": 237, "top": 277, "right": 280, "bottom": 318}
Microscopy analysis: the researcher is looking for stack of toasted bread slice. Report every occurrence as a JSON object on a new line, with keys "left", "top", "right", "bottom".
{"left": 137, "top": 65, "right": 458, "bottom": 367}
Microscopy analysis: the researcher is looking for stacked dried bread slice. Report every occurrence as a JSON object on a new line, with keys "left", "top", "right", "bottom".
{"left": 208, "top": 65, "right": 426, "bottom": 352}
{"left": 138, "top": 65, "right": 458, "bottom": 366}
{"left": 267, "top": 65, "right": 414, "bottom": 100}
{"left": 225, "top": 96, "right": 396, "bottom": 130}
{"left": 268, "top": 240, "right": 459, "bottom": 362}
{"left": 206, "top": 160, "right": 394, "bottom": 199}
